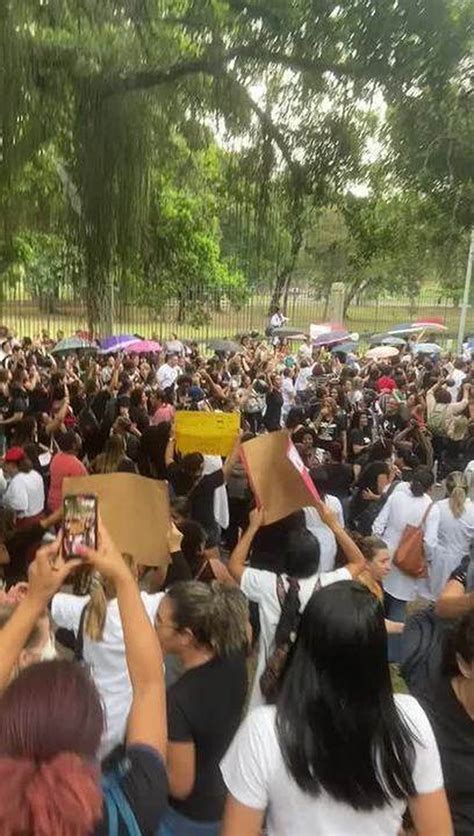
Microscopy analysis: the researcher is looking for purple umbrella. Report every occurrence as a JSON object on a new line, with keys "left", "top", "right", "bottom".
{"left": 126, "top": 340, "right": 162, "bottom": 354}
{"left": 99, "top": 334, "right": 137, "bottom": 354}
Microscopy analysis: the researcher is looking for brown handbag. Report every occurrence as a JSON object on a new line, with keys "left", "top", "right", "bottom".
{"left": 393, "top": 502, "right": 433, "bottom": 578}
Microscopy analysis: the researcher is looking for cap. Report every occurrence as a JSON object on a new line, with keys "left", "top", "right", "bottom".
{"left": 4, "top": 447, "right": 25, "bottom": 463}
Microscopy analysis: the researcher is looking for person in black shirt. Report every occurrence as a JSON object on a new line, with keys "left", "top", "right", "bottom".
{"left": 165, "top": 435, "right": 242, "bottom": 555}
{"left": 263, "top": 374, "right": 283, "bottom": 431}
{"left": 155, "top": 581, "right": 248, "bottom": 835}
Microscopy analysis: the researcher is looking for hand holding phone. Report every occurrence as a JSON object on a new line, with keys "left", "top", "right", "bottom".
{"left": 62, "top": 494, "right": 98, "bottom": 560}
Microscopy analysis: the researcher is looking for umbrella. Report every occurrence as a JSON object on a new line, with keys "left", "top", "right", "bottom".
{"left": 366, "top": 345, "right": 399, "bottom": 361}
{"left": 370, "top": 333, "right": 406, "bottom": 347}
{"left": 51, "top": 337, "right": 96, "bottom": 355}
{"left": 207, "top": 339, "right": 241, "bottom": 354}
{"left": 313, "top": 329, "right": 349, "bottom": 347}
{"left": 125, "top": 340, "right": 162, "bottom": 354}
{"left": 99, "top": 334, "right": 137, "bottom": 353}
{"left": 386, "top": 320, "right": 447, "bottom": 336}
{"left": 412, "top": 342, "right": 441, "bottom": 354}
{"left": 272, "top": 326, "right": 308, "bottom": 339}
{"left": 330, "top": 341, "right": 358, "bottom": 355}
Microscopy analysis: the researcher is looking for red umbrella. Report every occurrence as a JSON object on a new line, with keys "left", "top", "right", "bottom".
{"left": 126, "top": 340, "right": 162, "bottom": 354}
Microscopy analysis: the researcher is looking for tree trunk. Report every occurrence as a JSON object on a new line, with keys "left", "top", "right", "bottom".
{"left": 87, "top": 268, "right": 114, "bottom": 337}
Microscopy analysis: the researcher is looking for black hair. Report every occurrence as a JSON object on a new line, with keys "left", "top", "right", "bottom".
{"left": 56, "top": 430, "right": 79, "bottom": 453}
{"left": 410, "top": 466, "right": 434, "bottom": 498}
{"left": 442, "top": 610, "right": 474, "bottom": 678}
{"left": 283, "top": 528, "right": 320, "bottom": 579}
{"left": 137, "top": 423, "right": 171, "bottom": 479}
{"left": 286, "top": 407, "right": 305, "bottom": 430}
{"left": 180, "top": 520, "right": 206, "bottom": 573}
{"left": 356, "top": 461, "right": 390, "bottom": 492}
{"left": 276, "top": 582, "right": 416, "bottom": 809}
{"left": 309, "top": 466, "right": 330, "bottom": 501}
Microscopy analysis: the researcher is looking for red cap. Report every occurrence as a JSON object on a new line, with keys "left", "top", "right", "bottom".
{"left": 4, "top": 447, "right": 25, "bottom": 463}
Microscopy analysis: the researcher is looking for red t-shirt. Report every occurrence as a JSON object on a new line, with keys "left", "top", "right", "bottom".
{"left": 376, "top": 376, "right": 396, "bottom": 393}
{"left": 47, "top": 452, "right": 88, "bottom": 511}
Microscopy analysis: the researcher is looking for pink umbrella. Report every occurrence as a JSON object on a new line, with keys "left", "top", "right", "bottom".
{"left": 126, "top": 340, "right": 162, "bottom": 354}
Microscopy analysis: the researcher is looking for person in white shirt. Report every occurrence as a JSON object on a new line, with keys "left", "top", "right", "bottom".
{"left": 228, "top": 501, "right": 365, "bottom": 708}
{"left": 268, "top": 306, "right": 288, "bottom": 331}
{"left": 372, "top": 467, "right": 440, "bottom": 661}
{"left": 294, "top": 360, "right": 313, "bottom": 395}
{"left": 156, "top": 354, "right": 179, "bottom": 391}
{"left": 430, "top": 471, "right": 474, "bottom": 597}
{"left": 221, "top": 581, "right": 452, "bottom": 836}
{"left": 2, "top": 446, "right": 44, "bottom": 520}
{"left": 280, "top": 368, "right": 295, "bottom": 426}
{"left": 304, "top": 467, "right": 344, "bottom": 573}
{"left": 448, "top": 359, "right": 466, "bottom": 402}
{"left": 52, "top": 558, "right": 163, "bottom": 758}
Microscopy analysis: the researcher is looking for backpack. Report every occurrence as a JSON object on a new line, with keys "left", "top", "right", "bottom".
{"left": 102, "top": 766, "right": 142, "bottom": 835}
{"left": 260, "top": 575, "right": 320, "bottom": 703}
{"left": 393, "top": 502, "right": 433, "bottom": 578}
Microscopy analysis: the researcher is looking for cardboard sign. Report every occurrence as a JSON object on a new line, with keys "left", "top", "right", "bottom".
{"left": 63, "top": 473, "right": 170, "bottom": 567}
{"left": 240, "top": 431, "right": 319, "bottom": 524}
{"left": 175, "top": 411, "right": 240, "bottom": 456}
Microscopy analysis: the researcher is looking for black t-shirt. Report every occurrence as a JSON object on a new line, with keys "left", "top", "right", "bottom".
{"left": 4, "top": 523, "right": 45, "bottom": 585}
{"left": 167, "top": 653, "right": 247, "bottom": 822}
{"left": 317, "top": 410, "right": 346, "bottom": 442}
{"left": 96, "top": 746, "right": 168, "bottom": 836}
{"left": 348, "top": 428, "right": 372, "bottom": 463}
{"left": 380, "top": 411, "right": 406, "bottom": 437}
{"left": 324, "top": 463, "right": 354, "bottom": 500}
{"left": 167, "top": 465, "right": 224, "bottom": 532}
{"left": 0, "top": 391, "right": 9, "bottom": 422}
{"left": 418, "top": 678, "right": 474, "bottom": 836}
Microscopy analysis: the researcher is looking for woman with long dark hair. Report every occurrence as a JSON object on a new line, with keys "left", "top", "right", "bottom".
{"left": 221, "top": 582, "right": 452, "bottom": 835}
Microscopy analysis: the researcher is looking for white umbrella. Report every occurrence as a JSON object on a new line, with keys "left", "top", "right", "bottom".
{"left": 366, "top": 345, "right": 399, "bottom": 361}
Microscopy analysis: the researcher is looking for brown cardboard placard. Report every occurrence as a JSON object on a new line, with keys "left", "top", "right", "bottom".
{"left": 240, "top": 431, "right": 319, "bottom": 524}
{"left": 63, "top": 473, "right": 170, "bottom": 567}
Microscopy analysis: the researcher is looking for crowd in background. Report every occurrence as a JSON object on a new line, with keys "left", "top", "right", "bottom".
{"left": 0, "top": 321, "right": 472, "bottom": 836}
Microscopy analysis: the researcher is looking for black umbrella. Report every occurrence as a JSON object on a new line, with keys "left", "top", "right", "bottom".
{"left": 272, "top": 326, "right": 307, "bottom": 339}
{"left": 207, "top": 339, "right": 241, "bottom": 354}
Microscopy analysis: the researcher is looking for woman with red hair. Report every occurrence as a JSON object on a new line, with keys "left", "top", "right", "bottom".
{"left": 0, "top": 523, "right": 168, "bottom": 835}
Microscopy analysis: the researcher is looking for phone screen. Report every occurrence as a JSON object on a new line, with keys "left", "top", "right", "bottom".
{"left": 63, "top": 494, "right": 98, "bottom": 559}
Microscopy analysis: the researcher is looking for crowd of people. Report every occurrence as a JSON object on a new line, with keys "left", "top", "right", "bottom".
{"left": 0, "top": 322, "right": 473, "bottom": 835}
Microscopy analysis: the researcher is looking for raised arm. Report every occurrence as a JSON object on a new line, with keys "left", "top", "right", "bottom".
{"left": 312, "top": 497, "right": 366, "bottom": 578}
{"left": 228, "top": 507, "right": 263, "bottom": 583}
{"left": 222, "top": 433, "right": 242, "bottom": 483}
{"left": 80, "top": 522, "right": 166, "bottom": 758}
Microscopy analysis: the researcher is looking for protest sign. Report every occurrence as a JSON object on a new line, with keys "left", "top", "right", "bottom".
{"left": 175, "top": 411, "right": 240, "bottom": 456}
{"left": 63, "top": 473, "right": 170, "bottom": 567}
{"left": 240, "top": 431, "right": 319, "bottom": 524}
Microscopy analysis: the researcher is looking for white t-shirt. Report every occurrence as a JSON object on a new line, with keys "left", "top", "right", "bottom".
{"left": 450, "top": 368, "right": 466, "bottom": 401}
{"left": 241, "top": 566, "right": 351, "bottom": 708}
{"left": 221, "top": 696, "right": 444, "bottom": 836}
{"left": 156, "top": 363, "right": 179, "bottom": 390}
{"left": 372, "top": 482, "right": 440, "bottom": 602}
{"left": 4, "top": 470, "right": 45, "bottom": 517}
{"left": 295, "top": 367, "right": 313, "bottom": 393}
{"left": 52, "top": 590, "right": 163, "bottom": 757}
{"left": 430, "top": 497, "right": 474, "bottom": 597}
{"left": 281, "top": 378, "right": 295, "bottom": 408}
{"left": 304, "top": 495, "right": 344, "bottom": 573}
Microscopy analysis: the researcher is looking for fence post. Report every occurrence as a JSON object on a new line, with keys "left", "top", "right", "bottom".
{"left": 329, "top": 282, "right": 345, "bottom": 324}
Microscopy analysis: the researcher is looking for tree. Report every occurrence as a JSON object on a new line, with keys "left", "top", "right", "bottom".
{"left": 1, "top": 1, "right": 471, "bottom": 330}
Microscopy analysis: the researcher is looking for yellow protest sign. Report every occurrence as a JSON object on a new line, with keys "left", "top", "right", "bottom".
{"left": 175, "top": 411, "right": 240, "bottom": 456}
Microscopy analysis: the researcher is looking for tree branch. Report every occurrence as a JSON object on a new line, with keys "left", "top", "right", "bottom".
{"left": 101, "top": 44, "right": 353, "bottom": 98}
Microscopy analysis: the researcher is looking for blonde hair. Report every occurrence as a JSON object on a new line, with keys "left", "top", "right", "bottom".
{"left": 446, "top": 471, "right": 468, "bottom": 519}
{"left": 84, "top": 553, "right": 136, "bottom": 641}
{"left": 166, "top": 581, "right": 249, "bottom": 657}
{"left": 92, "top": 435, "right": 126, "bottom": 474}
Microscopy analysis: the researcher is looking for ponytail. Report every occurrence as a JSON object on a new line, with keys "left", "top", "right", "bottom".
{"left": 446, "top": 471, "right": 468, "bottom": 519}
{"left": 85, "top": 554, "right": 137, "bottom": 641}
{"left": 0, "top": 753, "right": 102, "bottom": 836}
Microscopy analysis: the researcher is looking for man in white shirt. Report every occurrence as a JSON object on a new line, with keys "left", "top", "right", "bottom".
{"left": 449, "top": 359, "right": 466, "bottom": 402}
{"left": 269, "top": 307, "right": 288, "bottom": 330}
{"left": 156, "top": 354, "right": 179, "bottom": 391}
{"left": 2, "top": 447, "right": 45, "bottom": 518}
{"left": 295, "top": 360, "right": 313, "bottom": 395}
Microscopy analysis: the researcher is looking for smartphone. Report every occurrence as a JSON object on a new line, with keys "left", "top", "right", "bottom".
{"left": 63, "top": 494, "right": 98, "bottom": 560}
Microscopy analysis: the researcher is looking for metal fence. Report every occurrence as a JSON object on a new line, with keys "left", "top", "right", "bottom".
{"left": 0, "top": 278, "right": 470, "bottom": 343}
